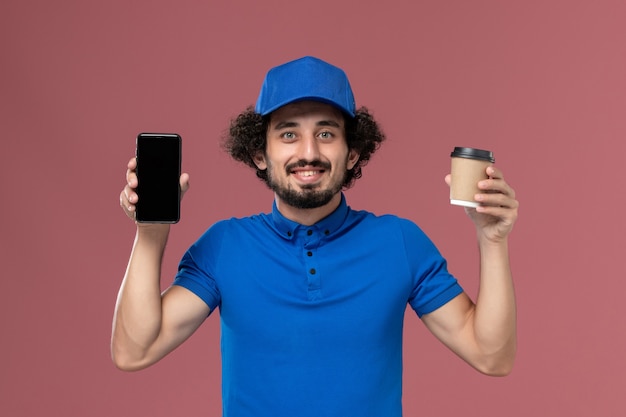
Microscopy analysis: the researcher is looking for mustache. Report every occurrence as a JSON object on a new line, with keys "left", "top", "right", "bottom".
{"left": 285, "top": 160, "right": 331, "bottom": 172}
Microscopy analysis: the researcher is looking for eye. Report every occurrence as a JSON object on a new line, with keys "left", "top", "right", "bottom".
{"left": 318, "top": 131, "right": 334, "bottom": 140}
{"left": 281, "top": 131, "right": 297, "bottom": 141}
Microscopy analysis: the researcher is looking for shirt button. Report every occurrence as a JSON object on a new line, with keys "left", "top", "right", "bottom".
{"left": 287, "top": 231, "right": 292, "bottom": 237}
{"left": 309, "top": 268, "right": 316, "bottom": 275}
{"left": 324, "top": 230, "right": 330, "bottom": 235}
{"left": 307, "top": 251, "right": 313, "bottom": 257}
{"left": 307, "top": 230, "right": 313, "bottom": 236}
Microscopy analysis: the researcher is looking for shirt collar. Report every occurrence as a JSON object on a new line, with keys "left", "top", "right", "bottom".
{"left": 270, "top": 193, "right": 349, "bottom": 240}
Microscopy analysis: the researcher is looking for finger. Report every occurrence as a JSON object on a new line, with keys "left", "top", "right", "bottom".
{"left": 121, "top": 184, "right": 137, "bottom": 206}
{"left": 124, "top": 184, "right": 138, "bottom": 205}
{"left": 476, "top": 191, "right": 518, "bottom": 208}
{"left": 475, "top": 204, "right": 518, "bottom": 226}
{"left": 180, "top": 173, "right": 190, "bottom": 192}
{"left": 121, "top": 167, "right": 138, "bottom": 211}
{"left": 126, "top": 168, "right": 138, "bottom": 189}
{"left": 444, "top": 174, "right": 451, "bottom": 187}
{"left": 179, "top": 173, "right": 190, "bottom": 201}
{"left": 121, "top": 158, "right": 139, "bottom": 221}
{"left": 120, "top": 189, "right": 136, "bottom": 216}
{"left": 479, "top": 166, "right": 514, "bottom": 197}
{"left": 478, "top": 178, "right": 515, "bottom": 199}
{"left": 486, "top": 165, "right": 503, "bottom": 179}
{"left": 125, "top": 157, "right": 138, "bottom": 187}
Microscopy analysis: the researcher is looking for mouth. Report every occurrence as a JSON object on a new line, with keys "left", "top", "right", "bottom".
{"left": 291, "top": 168, "right": 325, "bottom": 176}
{"left": 287, "top": 161, "right": 329, "bottom": 184}
{"left": 290, "top": 167, "right": 325, "bottom": 183}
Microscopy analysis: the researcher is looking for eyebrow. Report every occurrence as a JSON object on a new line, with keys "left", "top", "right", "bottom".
{"left": 272, "top": 119, "right": 342, "bottom": 130}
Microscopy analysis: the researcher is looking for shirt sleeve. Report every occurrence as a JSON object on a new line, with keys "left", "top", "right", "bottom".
{"left": 172, "top": 228, "right": 222, "bottom": 313}
{"left": 399, "top": 219, "right": 464, "bottom": 317}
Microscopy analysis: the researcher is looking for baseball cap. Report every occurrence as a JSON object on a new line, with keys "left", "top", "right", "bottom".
{"left": 255, "top": 56, "right": 356, "bottom": 117}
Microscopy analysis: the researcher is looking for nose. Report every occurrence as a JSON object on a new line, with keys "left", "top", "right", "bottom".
{"left": 297, "top": 132, "right": 321, "bottom": 162}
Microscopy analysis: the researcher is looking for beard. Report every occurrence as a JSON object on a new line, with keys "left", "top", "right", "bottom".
{"left": 266, "top": 159, "right": 347, "bottom": 209}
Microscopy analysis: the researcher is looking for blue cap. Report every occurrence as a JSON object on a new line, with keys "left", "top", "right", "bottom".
{"left": 255, "top": 56, "right": 356, "bottom": 117}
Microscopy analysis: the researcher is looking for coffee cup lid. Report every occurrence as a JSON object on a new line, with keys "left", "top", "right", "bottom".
{"left": 450, "top": 147, "right": 495, "bottom": 163}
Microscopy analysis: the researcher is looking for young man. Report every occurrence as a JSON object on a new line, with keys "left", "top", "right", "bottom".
{"left": 113, "top": 56, "right": 518, "bottom": 417}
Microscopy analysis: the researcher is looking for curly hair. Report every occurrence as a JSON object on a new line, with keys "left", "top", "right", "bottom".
{"left": 221, "top": 105, "right": 386, "bottom": 189}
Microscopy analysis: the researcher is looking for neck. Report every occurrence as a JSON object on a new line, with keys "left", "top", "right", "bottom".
{"left": 275, "top": 193, "right": 342, "bottom": 226}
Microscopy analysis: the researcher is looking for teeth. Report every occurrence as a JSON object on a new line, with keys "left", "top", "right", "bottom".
{"left": 299, "top": 171, "right": 317, "bottom": 177}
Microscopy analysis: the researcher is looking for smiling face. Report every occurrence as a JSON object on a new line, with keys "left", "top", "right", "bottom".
{"left": 253, "top": 101, "right": 360, "bottom": 214}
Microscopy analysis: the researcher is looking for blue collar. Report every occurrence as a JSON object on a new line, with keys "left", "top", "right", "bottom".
{"left": 268, "top": 193, "right": 350, "bottom": 240}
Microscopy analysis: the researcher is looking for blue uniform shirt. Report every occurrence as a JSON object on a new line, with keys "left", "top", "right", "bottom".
{"left": 173, "top": 194, "right": 463, "bottom": 417}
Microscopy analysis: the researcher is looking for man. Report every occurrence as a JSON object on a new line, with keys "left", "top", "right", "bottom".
{"left": 113, "top": 56, "right": 518, "bottom": 417}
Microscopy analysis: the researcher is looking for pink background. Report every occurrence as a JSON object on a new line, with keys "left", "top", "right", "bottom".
{"left": 2, "top": 0, "right": 625, "bottom": 415}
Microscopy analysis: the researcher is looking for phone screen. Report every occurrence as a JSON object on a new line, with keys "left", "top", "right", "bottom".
{"left": 135, "top": 133, "right": 181, "bottom": 223}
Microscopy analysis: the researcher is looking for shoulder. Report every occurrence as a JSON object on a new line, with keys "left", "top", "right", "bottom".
{"left": 198, "top": 213, "right": 268, "bottom": 237}
{"left": 349, "top": 208, "right": 425, "bottom": 235}
{"left": 182, "top": 213, "right": 270, "bottom": 268}
{"left": 353, "top": 209, "right": 440, "bottom": 252}
{"left": 189, "top": 213, "right": 270, "bottom": 251}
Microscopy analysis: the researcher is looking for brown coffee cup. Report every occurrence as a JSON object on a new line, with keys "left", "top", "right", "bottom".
{"left": 450, "top": 147, "right": 495, "bottom": 207}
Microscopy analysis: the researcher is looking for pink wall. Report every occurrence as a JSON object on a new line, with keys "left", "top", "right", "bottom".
{"left": 2, "top": 1, "right": 625, "bottom": 415}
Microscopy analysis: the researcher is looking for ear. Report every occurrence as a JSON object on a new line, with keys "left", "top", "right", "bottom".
{"left": 252, "top": 151, "right": 267, "bottom": 170}
{"left": 347, "top": 149, "right": 360, "bottom": 170}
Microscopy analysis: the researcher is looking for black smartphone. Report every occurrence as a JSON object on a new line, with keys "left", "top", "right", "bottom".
{"left": 135, "top": 133, "right": 182, "bottom": 223}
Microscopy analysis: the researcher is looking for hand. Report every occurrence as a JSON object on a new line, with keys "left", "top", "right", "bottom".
{"left": 445, "top": 166, "right": 519, "bottom": 243}
{"left": 119, "top": 157, "right": 190, "bottom": 223}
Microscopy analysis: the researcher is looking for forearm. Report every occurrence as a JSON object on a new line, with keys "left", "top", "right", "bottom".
{"left": 472, "top": 237, "right": 517, "bottom": 373}
{"left": 111, "top": 225, "right": 170, "bottom": 369}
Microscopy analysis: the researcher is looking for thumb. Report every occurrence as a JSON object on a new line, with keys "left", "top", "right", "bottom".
{"left": 180, "top": 173, "right": 190, "bottom": 198}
